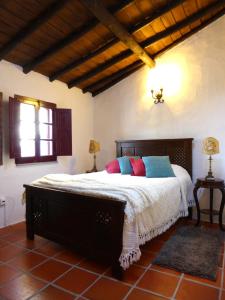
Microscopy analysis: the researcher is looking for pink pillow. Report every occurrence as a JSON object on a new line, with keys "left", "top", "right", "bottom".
{"left": 105, "top": 159, "right": 121, "bottom": 173}
{"left": 130, "top": 158, "right": 146, "bottom": 176}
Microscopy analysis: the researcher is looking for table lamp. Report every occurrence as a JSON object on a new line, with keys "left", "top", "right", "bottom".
{"left": 203, "top": 137, "right": 219, "bottom": 181}
{"left": 89, "top": 139, "right": 100, "bottom": 172}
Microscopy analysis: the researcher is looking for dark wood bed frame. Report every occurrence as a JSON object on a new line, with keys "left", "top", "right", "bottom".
{"left": 24, "top": 138, "right": 193, "bottom": 279}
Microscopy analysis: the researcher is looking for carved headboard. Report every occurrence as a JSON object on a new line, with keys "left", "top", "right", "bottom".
{"left": 116, "top": 138, "right": 193, "bottom": 178}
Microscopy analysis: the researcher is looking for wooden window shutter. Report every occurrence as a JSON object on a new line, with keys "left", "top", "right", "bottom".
{"left": 0, "top": 93, "right": 2, "bottom": 165}
{"left": 9, "top": 97, "right": 20, "bottom": 158}
{"left": 53, "top": 108, "right": 72, "bottom": 156}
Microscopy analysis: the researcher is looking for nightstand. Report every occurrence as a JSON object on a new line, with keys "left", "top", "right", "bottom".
{"left": 193, "top": 178, "right": 225, "bottom": 230}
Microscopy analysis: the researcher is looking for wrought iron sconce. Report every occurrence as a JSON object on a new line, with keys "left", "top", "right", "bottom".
{"left": 151, "top": 88, "right": 164, "bottom": 104}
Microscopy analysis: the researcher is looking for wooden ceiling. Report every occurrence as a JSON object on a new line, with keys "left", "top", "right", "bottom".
{"left": 0, "top": 0, "right": 224, "bottom": 97}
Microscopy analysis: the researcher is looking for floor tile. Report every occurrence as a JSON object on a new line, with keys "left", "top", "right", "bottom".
{"left": 55, "top": 267, "right": 98, "bottom": 294}
{"left": 0, "top": 274, "right": 45, "bottom": 300}
{"left": 222, "top": 269, "right": 225, "bottom": 288}
{"left": 17, "top": 236, "right": 49, "bottom": 250}
{"left": 137, "top": 269, "right": 180, "bottom": 297}
{"left": 106, "top": 265, "right": 145, "bottom": 285}
{"left": 0, "top": 264, "right": 22, "bottom": 285}
{"left": 78, "top": 258, "right": 108, "bottom": 274}
{"left": 136, "top": 251, "right": 156, "bottom": 267}
{"left": 155, "top": 228, "right": 175, "bottom": 242}
{"left": 31, "top": 259, "right": 71, "bottom": 282}
{"left": 0, "top": 219, "right": 222, "bottom": 300}
{"left": 30, "top": 285, "right": 74, "bottom": 300}
{"left": 204, "top": 223, "right": 221, "bottom": 230}
{"left": 0, "top": 239, "right": 8, "bottom": 248}
{"left": 184, "top": 269, "right": 221, "bottom": 288}
{"left": 123, "top": 265, "right": 145, "bottom": 285}
{"left": 35, "top": 241, "right": 64, "bottom": 257}
{"left": 84, "top": 277, "right": 130, "bottom": 300}
{"left": 0, "top": 226, "right": 15, "bottom": 237}
{"left": 0, "top": 222, "right": 26, "bottom": 238}
{"left": 176, "top": 279, "right": 219, "bottom": 300}
{"left": 127, "top": 288, "right": 166, "bottom": 300}
{"left": 9, "top": 251, "right": 47, "bottom": 271}
{"left": 55, "top": 249, "right": 84, "bottom": 265}
{"left": 11, "top": 222, "right": 26, "bottom": 232}
{"left": 141, "top": 240, "right": 164, "bottom": 253}
{"left": 150, "top": 264, "right": 181, "bottom": 276}
{"left": 0, "top": 244, "right": 26, "bottom": 262}
{"left": 3, "top": 231, "right": 26, "bottom": 243}
{"left": 221, "top": 290, "right": 225, "bottom": 300}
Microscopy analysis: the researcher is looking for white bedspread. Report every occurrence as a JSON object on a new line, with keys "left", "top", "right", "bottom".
{"left": 32, "top": 165, "right": 193, "bottom": 269}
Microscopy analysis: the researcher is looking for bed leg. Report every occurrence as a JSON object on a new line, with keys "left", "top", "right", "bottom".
{"left": 26, "top": 194, "right": 34, "bottom": 240}
{"left": 112, "top": 262, "right": 123, "bottom": 280}
{"left": 188, "top": 207, "right": 193, "bottom": 219}
{"left": 26, "top": 222, "right": 34, "bottom": 240}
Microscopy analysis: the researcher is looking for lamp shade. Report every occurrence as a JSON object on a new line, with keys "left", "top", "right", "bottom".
{"left": 203, "top": 137, "right": 219, "bottom": 155}
{"left": 89, "top": 140, "right": 100, "bottom": 154}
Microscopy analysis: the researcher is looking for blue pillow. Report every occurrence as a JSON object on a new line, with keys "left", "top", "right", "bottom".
{"left": 142, "top": 156, "right": 175, "bottom": 178}
{"left": 117, "top": 156, "right": 139, "bottom": 175}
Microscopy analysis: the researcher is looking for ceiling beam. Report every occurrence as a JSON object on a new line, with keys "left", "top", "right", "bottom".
{"left": 68, "top": 0, "right": 225, "bottom": 89}
{"left": 68, "top": 50, "right": 132, "bottom": 88}
{"left": 83, "top": 60, "right": 143, "bottom": 93}
{"left": 50, "top": 37, "right": 119, "bottom": 82}
{"left": 87, "top": 6, "right": 225, "bottom": 97}
{"left": 22, "top": 0, "right": 133, "bottom": 74}
{"left": 91, "top": 61, "right": 144, "bottom": 97}
{"left": 0, "top": 0, "right": 70, "bottom": 61}
{"left": 79, "top": 0, "right": 155, "bottom": 70}
{"left": 153, "top": 7, "right": 225, "bottom": 59}
{"left": 49, "top": 0, "right": 185, "bottom": 82}
{"left": 140, "top": 0, "right": 225, "bottom": 49}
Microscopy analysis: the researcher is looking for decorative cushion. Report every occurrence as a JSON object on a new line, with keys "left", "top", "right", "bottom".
{"left": 130, "top": 158, "right": 146, "bottom": 176}
{"left": 117, "top": 156, "right": 140, "bottom": 175}
{"left": 142, "top": 156, "right": 175, "bottom": 178}
{"left": 105, "top": 159, "right": 120, "bottom": 173}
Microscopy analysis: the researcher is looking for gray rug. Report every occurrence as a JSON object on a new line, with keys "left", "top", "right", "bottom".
{"left": 152, "top": 225, "right": 223, "bottom": 280}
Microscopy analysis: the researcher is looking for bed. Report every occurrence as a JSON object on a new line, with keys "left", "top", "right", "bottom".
{"left": 24, "top": 138, "right": 193, "bottom": 279}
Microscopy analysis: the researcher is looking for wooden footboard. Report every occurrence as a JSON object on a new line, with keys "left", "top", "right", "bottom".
{"left": 24, "top": 184, "right": 126, "bottom": 279}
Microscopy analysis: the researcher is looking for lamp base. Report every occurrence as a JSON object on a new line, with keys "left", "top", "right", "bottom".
{"left": 86, "top": 166, "right": 98, "bottom": 173}
{"left": 205, "top": 172, "right": 215, "bottom": 181}
{"left": 86, "top": 154, "right": 98, "bottom": 173}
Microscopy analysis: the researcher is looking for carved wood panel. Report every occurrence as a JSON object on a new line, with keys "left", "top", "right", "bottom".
{"left": 116, "top": 139, "right": 193, "bottom": 177}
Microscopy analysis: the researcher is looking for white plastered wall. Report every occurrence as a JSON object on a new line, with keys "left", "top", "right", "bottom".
{"left": 0, "top": 60, "right": 94, "bottom": 227}
{"left": 93, "top": 15, "right": 225, "bottom": 221}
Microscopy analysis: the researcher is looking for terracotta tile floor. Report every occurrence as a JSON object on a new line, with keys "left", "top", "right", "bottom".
{"left": 0, "top": 220, "right": 224, "bottom": 300}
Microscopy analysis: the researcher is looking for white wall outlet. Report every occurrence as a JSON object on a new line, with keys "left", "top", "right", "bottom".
{"left": 0, "top": 197, "right": 6, "bottom": 206}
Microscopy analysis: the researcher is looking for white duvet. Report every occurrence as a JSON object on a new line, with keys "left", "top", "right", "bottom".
{"left": 32, "top": 164, "right": 193, "bottom": 269}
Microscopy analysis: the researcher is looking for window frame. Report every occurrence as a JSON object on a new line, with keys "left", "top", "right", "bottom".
{"left": 14, "top": 95, "right": 57, "bottom": 165}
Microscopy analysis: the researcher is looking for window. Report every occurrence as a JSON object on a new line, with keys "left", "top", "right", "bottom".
{"left": 9, "top": 95, "right": 72, "bottom": 164}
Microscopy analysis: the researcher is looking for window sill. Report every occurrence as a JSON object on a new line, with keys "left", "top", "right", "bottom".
{"left": 15, "top": 155, "right": 57, "bottom": 165}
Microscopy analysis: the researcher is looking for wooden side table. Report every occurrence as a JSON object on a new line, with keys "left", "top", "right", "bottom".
{"left": 193, "top": 178, "right": 225, "bottom": 230}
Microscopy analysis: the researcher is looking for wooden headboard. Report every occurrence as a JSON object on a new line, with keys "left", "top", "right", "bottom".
{"left": 116, "top": 138, "right": 193, "bottom": 178}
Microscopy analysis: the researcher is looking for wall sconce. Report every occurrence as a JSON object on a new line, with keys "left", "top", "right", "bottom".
{"left": 151, "top": 88, "right": 164, "bottom": 104}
